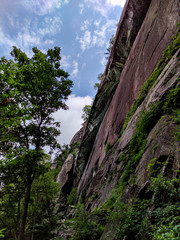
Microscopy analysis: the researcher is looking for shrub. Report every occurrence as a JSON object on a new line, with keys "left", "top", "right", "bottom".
{"left": 67, "top": 188, "right": 78, "bottom": 206}
{"left": 71, "top": 204, "right": 104, "bottom": 240}
{"left": 153, "top": 223, "right": 180, "bottom": 240}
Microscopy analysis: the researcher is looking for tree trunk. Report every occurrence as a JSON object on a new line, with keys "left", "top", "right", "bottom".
{"left": 18, "top": 182, "right": 31, "bottom": 240}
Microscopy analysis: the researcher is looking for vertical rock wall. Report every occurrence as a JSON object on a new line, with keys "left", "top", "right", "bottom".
{"left": 77, "top": 0, "right": 152, "bottom": 177}
{"left": 77, "top": 0, "right": 180, "bottom": 203}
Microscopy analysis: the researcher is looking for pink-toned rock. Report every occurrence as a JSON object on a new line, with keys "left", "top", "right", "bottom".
{"left": 82, "top": 46, "right": 180, "bottom": 211}
{"left": 78, "top": 0, "right": 180, "bottom": 200}
{"left": 77, "top": 0, "right": 152, "bottom": 177}
{"left": 57, "top": 154, "right": 74, "bottom": 191}
{"left": 70, "top": 123, "right": 87, "bottom": 146}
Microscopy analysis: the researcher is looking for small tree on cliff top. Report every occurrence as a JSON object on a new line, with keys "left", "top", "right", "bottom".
{"left": 0, "top": 46, "right": 73, "bottom": 240}
{"left": 82, "top": 105, "right": 92, "bottom": 123}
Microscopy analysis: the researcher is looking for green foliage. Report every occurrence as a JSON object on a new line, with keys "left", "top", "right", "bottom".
{"left": 130, "top": 102, "right": 162, "bottom": 152}
{"left": 94, "top": 73, "right": 103, "bottom": 90}
{"left": 105, "top": 34, "right": 115, "bottom": 59}
{"left": 94, "top": 82, "right": 100, "bottom": 90}
{"left": 69, "top": 204, "right": 104, "bottom": 240}
{"left": 150, "top": 176, "right": 180, "bottom": 206}
{"left": 120, "top": 30, "right": 180, "bottom": 136}
{"left": 105, "top": 142, "right": 110, "bottom": 154}
{"left": 99, "top": 189, "right": 118, "bottom": 216}
{"left": 173, "top": 109, "right": 180, "bottom": 141}
{"left": 163, "top": 83, "right": 180, "bottom": 113}
{"left": 152, "top": 144, "right": 159, "bottom": 154}
{"left": 153, "top": 223, "right": 180, "bottom": 240}
{"left": 114, "top": 200, "right": 152, "bottom": 240}
{"left": 0, "top": 229, "right": 5, "bottom": 238}
{"left": 147, "top": 177, "right": 180, "bottom": 239}
{"left": 0, "top": 164, "right": 60, "bottom": 239}
{"left": 82, "top": 105, "right": 92, "bottom": 122}
{"left": 59, "top": 27, "right": 180, "bottom": 240}
{"left": 26, "top": 171, "right": 60, "bottom": 240}
{"left": 0, "top": 46, "right": 72, "bottom": 239}
{"left": 62, "top": 204, "right": 104, "bottom": 240}
{"left": 0, "top": 46, "right": 72, "bottom": 153}
{"left": 99, "top": 176, "right": 180, "bottom": 240}
{"left": 119, "top": 76, "right": 179, "bottom": 188}
{"left": 118, "top": 153, "right": 127, "bottom": 163}
{"left": 118, "top": 103, "right": 162, "bottom": 188}
{"left": 147, "top": 157, "right": 157, "bottom": 174}
{"left": 152, "top": 204, "right": 180, "bottom": 226}
{"left": 67, "top": 188, "right": 79, "bottom": 206}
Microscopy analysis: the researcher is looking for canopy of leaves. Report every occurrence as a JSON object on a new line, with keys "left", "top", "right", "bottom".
{"left": 0, "top": 46, "right": 73, "bottom": 239}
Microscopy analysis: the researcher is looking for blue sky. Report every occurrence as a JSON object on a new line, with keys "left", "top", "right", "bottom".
{"left": 0, "top": 0, "right": 125, "bottom": 146}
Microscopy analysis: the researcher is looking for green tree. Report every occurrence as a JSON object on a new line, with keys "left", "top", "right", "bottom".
{"left": 105, "top": 34, "right": 115, "bottom": 59}
{"left": 0, "top": 46, "right": 73, "bottom": 240}
{"left": 27, "top": 170, "right": 60, "bottom": 240}
{"left": 82, "top": 105, "right": 92, "bottom": 122}
{"left": 94, "top": 73, "right": 103, "bottom": 90}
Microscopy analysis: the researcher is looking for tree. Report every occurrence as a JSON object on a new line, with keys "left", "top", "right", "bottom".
{"left": 93, "top": 73, "right": 103, "bottom": 90}
{"left": 82, "top": 105, "right": 92, "bottom": 123}
{"left": 0, "top": 46, "right": 73, "bottom": 240}
{"left": 27, "top": 169, "right": 60, "bottom": 240}
{"left": 105, "top": 34, "right": 115, "bottom": 59}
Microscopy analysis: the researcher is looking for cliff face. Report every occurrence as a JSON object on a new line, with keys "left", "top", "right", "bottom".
{"left": 76, "top": 0, "right": 152, "bottom": 174}
{"left": 57, "top": 0, "right": 180, "bottom": 239}
{"left": 76, "top": 0, "right": 180, "bottom": 212}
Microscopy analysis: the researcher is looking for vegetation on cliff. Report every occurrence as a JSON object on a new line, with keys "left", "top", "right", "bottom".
{"left": 0, "top": 6, "right": 179, "bottom": 240}
{"left": 53, "top": 30, "right": 180, "bottom": 240}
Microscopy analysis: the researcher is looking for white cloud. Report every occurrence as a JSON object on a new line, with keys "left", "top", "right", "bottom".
{"left": 44, "top": 39, "right": 55, "bottom": 45}
{"left": 77, "top": 30, "right": 92, "bottom": 51}
{"left": 84, "top": 0, "right": 124, "bottom": 17}
{"left": 0, "top": 28, "right": 16, "bottom": 56}
{"left": 80, "top": 20, "right": 90, "bottom": 31}
{"left": 77, "top": 18, "right": 116, "bottom": 52}
{"left": 94, "top": 19, "right": 101, "bottom": 27}
{"left": 22, "top": 0, "right": 69, "bottom": 15}
{"left": 81, "top": 63, "right": 86, "bottom": 69}
{"left": 100, "top": 56, "right": 107, "bottom": 66}
{"left": 0, "top": 24, "right": 41, "bottom": 57}
{"left": 92, "top": 19, "right": 117, "bottom": 47}
{"left": 38, "top": 16, "right": 62, "bottom": 36}
{"left": 107, "top": 0, "right": 126, "bottom": 7}
{"left": 84, "top": 0, "right": 107, "bottom": 17}
{"left": 53, "top": 95, "right": 93, "bottom": 145}
{"left": 79, "top": 3, "right": 85, "bottom": 14}
{"left": 77, "top": 81, "right": 81, "bottom": 88}
{"left": 61, "top": 54, "right": 71, "bottom": 69}
{"left": 71, "top": 60, "right": 79, "bottom": 78}
{"left": 89, "top": 80, "right": 95, "bottom": 88}
{"left": 0, "top": 14, "right": 62, "bottom": 58}
{"left": 0, "top": 28, "right": 14, "bottom": 46}
{"left": 17, "top": 30, "right": 41, "bottom": 48}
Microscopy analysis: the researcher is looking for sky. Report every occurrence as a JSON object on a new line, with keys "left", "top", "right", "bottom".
{"left": 0, "top": 0, "right": 125, "bottom": 146}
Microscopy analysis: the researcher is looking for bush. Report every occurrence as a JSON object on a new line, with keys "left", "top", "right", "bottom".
{"left": 153, "top": 223, "right": 180, "bottom": 240}
{"left": 67, "top": 188, "right": 79, "bottom": 206}
{"left": 71, "top": 204, "right": 104, "bottom": 240}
